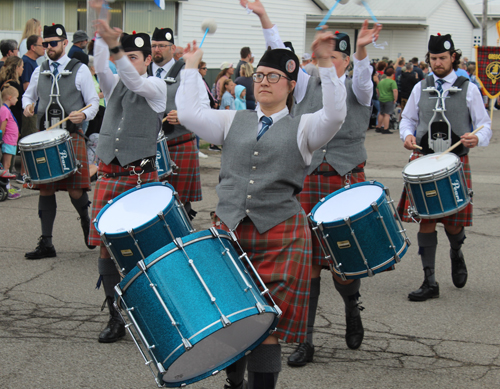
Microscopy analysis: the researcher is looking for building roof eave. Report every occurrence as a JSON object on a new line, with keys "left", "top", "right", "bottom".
{"left": 455, "top": 0, "right": 481, "bottom": 28}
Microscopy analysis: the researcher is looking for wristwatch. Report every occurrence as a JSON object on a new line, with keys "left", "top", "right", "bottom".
{"left": 109, "top": 45, "right": 123, "bottom": 54}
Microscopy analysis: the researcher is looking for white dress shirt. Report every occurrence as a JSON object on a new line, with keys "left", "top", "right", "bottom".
{"left": 400, "top": 71, "right": 492, "bottom": 147}
{"left": 151, "top": 58, "right": 175, "bottom": 79}
{"left": 176, "top": 67, "right": 347, "bottom": 166}
{"left": 263, "top": 24, "right": 373, "bottom": 107}
{"left": 94, "top": 36, "right": 166, "bottom": 113}
{"left": 22, "top": 54, "right": 99, "bottom": 121}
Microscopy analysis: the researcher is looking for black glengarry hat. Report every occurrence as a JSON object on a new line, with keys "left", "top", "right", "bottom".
{"left": 152, "top": 27, "right": 174, "bottom": 44}
{"left": 284, "top": 41, "right": 295, "bottom": 54}
{"left": 258, "top": 48, "right": 299, "bottom": 82}
{"left": 44, "top": 23, "right": 67, "bottom": 39}
{"left": 428, "top": 33, "right": 454, "bottom": 54}
{"left": 120, "top": 31, "right": 151, "bottom": 54}
{"left": 334, "top": 31, "right": 350, "bottom": 56}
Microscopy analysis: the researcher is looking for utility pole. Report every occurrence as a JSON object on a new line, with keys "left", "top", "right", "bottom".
{"left": 482, "top": 0, "right": 488, "bottom": 46}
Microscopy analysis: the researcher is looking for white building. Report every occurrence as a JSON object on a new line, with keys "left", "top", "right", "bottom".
{"left": 0, "top": 0, "right": 480, "bottom": 68}
{"left": 463, "top": 0, "right": 500, "bottom": 47}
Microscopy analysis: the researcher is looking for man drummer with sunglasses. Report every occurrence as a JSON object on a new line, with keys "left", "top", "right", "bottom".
{"left": 22, "top": 23, "right": 99, "bottom": 259}
{"left": 88, "top": 0, "right": 166, "bottom": 343}
{"left": 242, "top": 0, "right": 381, "bottom": 367}
{"left": 398, "top": 34, "right": 491, "bottom": 301}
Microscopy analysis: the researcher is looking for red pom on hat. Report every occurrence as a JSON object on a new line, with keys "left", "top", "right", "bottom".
{"left": 335, "top": 31, "right": 340, "bottom": 34}
{"left": 132, "top": 30, "right": 136, "bottom": 35}
{"left": 52, "top": 23, "right": 55, "bottom": 26}
{"left": 437, "top": 33, "right": 441, "bottom": 36}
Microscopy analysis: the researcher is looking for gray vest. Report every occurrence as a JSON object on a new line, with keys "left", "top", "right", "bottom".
{"left": 416, "top": 75, "right": 471, "bottom": 155}
{"left": 293, "top": 77, "right": 371, "bottom": 176}
{"left": 37, "top": 59, "right": 85, "bottom": 130}
{"left": 164, "top": 60, "right": 192, "bottom": 140}
{"left": 217, "top": 111, "right": 307, "bottom": 234}
{"left": 97, "top": 80, "right": 162, "bottom": 166}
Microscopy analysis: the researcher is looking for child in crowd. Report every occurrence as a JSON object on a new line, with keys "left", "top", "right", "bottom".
{"left": 0, "top": 84, "right": 21, "bottom": 199}
{"left": 219, "top": 79, "right": 236, "bottom": 110}
{"left": 234, "top": 84, "right": 247, "bottom": 110}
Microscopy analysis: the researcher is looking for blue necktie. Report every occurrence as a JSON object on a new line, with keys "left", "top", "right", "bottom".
{"left": 52, "top": 62, "right": 60, "bottom": 76}
{"left": 257, "top": 116, "right": 273, "bottom": 141}
{"left": 436, "top": 79, "right": 445, "bottom": 94}
{"left": 156, "top": 68, "right": 164, "bottom": 78}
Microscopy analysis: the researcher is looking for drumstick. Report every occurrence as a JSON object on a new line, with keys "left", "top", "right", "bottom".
{"left": 162, "top": 116, "right": 168, "bottom": 123}
{"left": 437, "top": 125, "right": 484, "bottom": 159}
{"left": 46, "top": 104, "right": 92, "bottom": 131}
{"left": 413, "top": 144, "right": 423, "bottom": 150}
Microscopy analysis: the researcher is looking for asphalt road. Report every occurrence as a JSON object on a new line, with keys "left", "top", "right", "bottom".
{"left": 1, "top": 117, "right": 499, "bottom": 389}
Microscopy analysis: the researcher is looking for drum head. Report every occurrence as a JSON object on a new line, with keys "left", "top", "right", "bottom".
{"left": 97, "top": 184, "right": 173, "bottom": 233}
{"left": 403, "top": 153, "right": 459, "bottom": 176}
{"left": 314, "top": 184, "right": 383, "bottom": 223}
{"left": 19, "top": 129, "right": 68, "bottom": 145}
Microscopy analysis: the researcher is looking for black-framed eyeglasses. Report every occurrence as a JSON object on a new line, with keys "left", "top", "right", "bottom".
{"left": 253, "top": 72, "right": 291, "bottom": 84}
{"left": 151, "top": 44, "right": 173, "bottom": 50}
{"left": 42, "top": 40, "right": 65, "bottom": 48}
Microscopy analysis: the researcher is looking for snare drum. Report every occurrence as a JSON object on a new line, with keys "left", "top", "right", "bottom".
{"left": 115, "top": 228, "right": 281, "bottom": 388}
{"left": 94, "top": 182, "right": 193, "bottom": 276}
{"left": 309, "top": 181, "right": 410, "bottom": 280}
{"left": 18, "top": 129, "right": 79, "bottom": 184}
{"left": 402, "top": 153, "right": 471, "bottom": 219}
{"left": 156, "top": 132, "right": 176, "bottom": 179}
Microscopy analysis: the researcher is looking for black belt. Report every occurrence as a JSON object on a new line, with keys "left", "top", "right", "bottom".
{"left": 311, "top": 167, "right": 364, "bottom": 177}
{"left": 105, "top": 158, "right": 156, "bottom": 178}
{"left": 168, "top": 135, "right": 196, "bottom": 149}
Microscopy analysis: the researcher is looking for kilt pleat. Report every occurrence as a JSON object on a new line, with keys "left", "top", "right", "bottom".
{"left": 221, "top": 212, "right": 312, "bottom": 344}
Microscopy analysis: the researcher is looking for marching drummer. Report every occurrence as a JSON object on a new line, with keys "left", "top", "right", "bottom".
{"left": 88, "top": 0, "right": 166, "bottom": 343}
{"left": 243, "top": 0, "right": 381, "bottom": 365}
{"left": 177, "top": 30, "right": 346, "bottom": 389}
{"left": 398, "top": 34, "right": 491, "bottom": 301}
{"left": 22, "top": 23, "right": 99, "bottom": 259}
{"left": 148, "top": 26, "right": 206, "bottom": 220}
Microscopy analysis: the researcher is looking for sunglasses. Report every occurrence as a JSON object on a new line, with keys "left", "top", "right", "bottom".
{"left": 42, "top": 39, "right": 65, "bottom": 48}
{"left": 200, "top": 67, "right": 207, "bottom": 70}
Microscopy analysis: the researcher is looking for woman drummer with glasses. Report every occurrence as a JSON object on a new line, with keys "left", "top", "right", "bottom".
{"left": 176, "top": 30, "right": 346, "bottom": 389}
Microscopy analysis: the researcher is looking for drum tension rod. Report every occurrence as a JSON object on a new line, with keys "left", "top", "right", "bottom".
{"left": 345, "top": 217, "right": 374, "bottom": 277}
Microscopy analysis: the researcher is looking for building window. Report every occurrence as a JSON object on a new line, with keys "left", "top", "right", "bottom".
{"left": 473, "top": 36, "right": 481, "bottom": 46}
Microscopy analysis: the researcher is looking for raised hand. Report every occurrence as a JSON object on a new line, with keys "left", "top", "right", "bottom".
{"left": 312, "top": 28, "right": 335, "bottom": 67}
{"left": 183, "top": 41, "right": 204, "bottom": 69}
{"left": 357, "top": 19, "right": 382, "bottom": 48}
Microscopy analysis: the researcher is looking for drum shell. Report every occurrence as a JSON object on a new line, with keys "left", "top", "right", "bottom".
{"left": 156, "top": 135, "right": 173, "bottom": 179}
{"left": 94, "top": 182, "right": 193, "bottom": 275}
{"left": 402, "top": 155, "right": 470, "bottom": 219}
{"left": 19, "top": 129, "right": 78, "bottom": 184}
{"left": 310, "top": 181, "right": 408, "bottom": 279}
{"left": 117, "top": 229, "right": 279, "bottom": 387}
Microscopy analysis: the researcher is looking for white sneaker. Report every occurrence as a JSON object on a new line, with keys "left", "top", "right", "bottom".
{"left": 198, "top": 151, "right": 208, "bottom": 159}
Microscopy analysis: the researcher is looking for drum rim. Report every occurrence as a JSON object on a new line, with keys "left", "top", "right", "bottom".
{"left": 402, "top": 153, "right": 461, "bottom": 181}
{"left": 331, "top": 240, "right": 409, "bottom": 278}
{"left": 117, "top": 229, "right": 232, "bottom": 294}
{"left": 310, "top": 181, "right": 385, "bottom": 227}
{"left": 19, "top": 129, "right": 70, "bottom": 149}
{"left": 410, "top": 199, "right": 470, "bottom": 219}
{"left": 94, "top": 181, "right": 176, "bottom": 235}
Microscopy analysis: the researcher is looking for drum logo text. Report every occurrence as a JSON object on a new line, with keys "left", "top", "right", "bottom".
{"left": 59, "top": 150, "right": 71, "bottom": 171}
{"left": 155, "top": 151, "right": 163, "bottom": 172}
{"left": 452, "top": 180, "right": 463, "bottom": 203}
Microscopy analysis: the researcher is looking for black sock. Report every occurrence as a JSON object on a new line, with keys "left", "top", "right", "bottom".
{"left": 225, "top": 356, "right": 247, "bottom": 387}
{"left": 39, "top": 195, "right": 57, "bottom": 246}
{"left": 445, "top": 227, "right": 466, "bottom": 252}
{"left": 247, "top": 344, "right": 281, "bottom": 389}
{"left": 306, "top": 277, "right": 321, "bottom": 344}
{"left": 334, "top": 278, "right": 361, "bottom": 317}
{"left": 70, "top": 192, "right": 90, "bottom": 220}
{"left": 418, "top": 231, "right": 438, "bottom": 285}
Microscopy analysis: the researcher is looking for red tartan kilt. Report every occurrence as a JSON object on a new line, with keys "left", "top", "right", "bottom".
{"left": 396, "top": 152, "right": 473, "bottom": 226}
{"left": 163, "top": 134, "right": 202, "bottom": 204}
{"left": 220, "top": 212, "right": 312, "bottom": 344}
{"left": 24, "top": 130, "right": 91, "bottom": 191}
{"left": 298, "top": 162, "right": 366, "bottom": 267}
{"left": 88, "top": 162, "right": 159, "bottom": 247}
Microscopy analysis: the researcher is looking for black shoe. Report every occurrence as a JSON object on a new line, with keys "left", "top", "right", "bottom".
{"left": 25, "top": 236, "right": 57, "bottom": 259}
{"left": 224, "top": 378, "right": 248, "bottom": 389}
{"left": 79, "top": 216, "right": 96, "bottom": 249}
{"left": 451, "top": 249, "right": 468, "bottom": 288}
{"left": 380, "top": 128, "right": 394, "bottom": 134}
{"left": 345, "top": 314, "right": 364, "bottom": 350}
{"left": 408, "top": 280, "right": 439, "bottom": 301}
{"left": 209, "top": 145, "right": 222, "bottom": 151}
{"left": 287, "top": 342, "right": 314, "bottom": 367}
{"left": 98, "top": 298, "right": 126, "bottom": 343}
{"left": 375, "top": 127, "right": 382, "bottom": 133}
